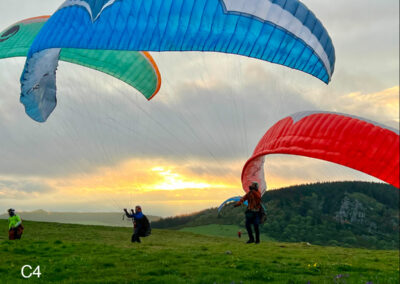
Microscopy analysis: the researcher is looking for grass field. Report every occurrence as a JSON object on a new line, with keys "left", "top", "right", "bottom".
{"left": 179, "top": 224, "right": 274, "bottom": 241}
{"left": 0, "top": 220, "right": 398, "bottom": 283}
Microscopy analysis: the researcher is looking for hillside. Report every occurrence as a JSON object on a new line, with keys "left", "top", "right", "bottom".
{"left": 152, "top": 181, "right": 399, "bottom": 249}
{"left": 0, "top": 220, "right": 398, "bottom": 283}
{"left": 0, "top": 210, "right": 160, "bottom": 227}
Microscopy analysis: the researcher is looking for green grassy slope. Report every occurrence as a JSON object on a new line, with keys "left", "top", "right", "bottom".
{"left": 179, "top": 224, "right": 274, "bottom": 241}
{"left": 0, "top": 220, "right": 398, "bottom": 283}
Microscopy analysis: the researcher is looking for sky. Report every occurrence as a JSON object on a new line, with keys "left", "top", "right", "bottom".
{"left": 0, "top": 0, "right": 398, "bottom": 217}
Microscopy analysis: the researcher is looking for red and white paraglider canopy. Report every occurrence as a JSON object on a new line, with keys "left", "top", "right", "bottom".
{"left": 242, "top": 111, "right": 400, "bottom": 194}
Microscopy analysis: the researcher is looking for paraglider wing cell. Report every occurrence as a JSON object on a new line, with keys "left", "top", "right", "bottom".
{"left": 0, "top": 16, "right": 160, "bottom": 122}
{"left": 242, "top": 111, "right": 400, "bottom": 194}
{"left": 20, "top": 0, "right": 335, "bottom": 122}
{"left": 218, "top": 196, "right": 248, "bottom": 213}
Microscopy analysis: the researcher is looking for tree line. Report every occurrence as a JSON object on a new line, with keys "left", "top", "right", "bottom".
{"left": 152, "top": 181, "right": 399, "bottom": 249}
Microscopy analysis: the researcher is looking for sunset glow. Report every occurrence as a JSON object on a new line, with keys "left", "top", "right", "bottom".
{"left": 45, "top": 158, "right": 240, "bottom": 196}
{"left": 0, "top": 0, "right": 398, "bottom": 216}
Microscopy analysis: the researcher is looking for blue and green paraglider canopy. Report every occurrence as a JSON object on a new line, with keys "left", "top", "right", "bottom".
{"left": 20, "top": 0, "right": 335, "bottom": 122}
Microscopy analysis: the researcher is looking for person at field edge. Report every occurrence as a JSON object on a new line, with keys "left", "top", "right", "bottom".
{"left": 234, "top": 182, "right": 262, "bottom": 244}
{"left": 124, "top": 206, "right": 151, "bottom": 243}
{"left": 7, "top": 208, "right": 24, "bottom": 240}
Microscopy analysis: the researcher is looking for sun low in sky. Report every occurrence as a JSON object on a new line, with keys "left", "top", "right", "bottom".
{"left": 0, "top": 0, "right": 398, "bottom": 216}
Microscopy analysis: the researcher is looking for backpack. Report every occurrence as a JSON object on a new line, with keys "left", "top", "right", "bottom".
{"left": 139, "top": 215, "right": 151, "bottom": 237}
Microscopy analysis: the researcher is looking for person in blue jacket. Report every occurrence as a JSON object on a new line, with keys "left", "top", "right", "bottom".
{"left": 124, "top": 206, "right": 151, "bottom": 243}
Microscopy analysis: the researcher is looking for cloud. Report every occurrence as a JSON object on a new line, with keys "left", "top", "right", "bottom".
{"left": 0, "top": 0, "right": 398, "bottom": 214}
{"left": 0, "top": 178, "right": 55, "bottom": 199}
{"left": 264, "top": 155, "right": 380, "bottom": 189}
{"left": 317, "top": 86, "right": 399, "bottom": 128}
{"left": 0, "top": 0, "right": 60, "bottom": 26}
{"left": 0, "top": 53, "right": 317, "bottom": 178}
{"left": 1, "top": 185, "right": 238, "bottom": 217}
{"left": 46, "top": 157, "right": 241, "bottom": 194}
{"left": 1, "top": 1, "right": 397, "bottom": 179}
{"left": 302, "top": 0, "right": 399, "bottom": 94}
{"left": 0, "top": 157, "right": 243, "bottom": 217}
